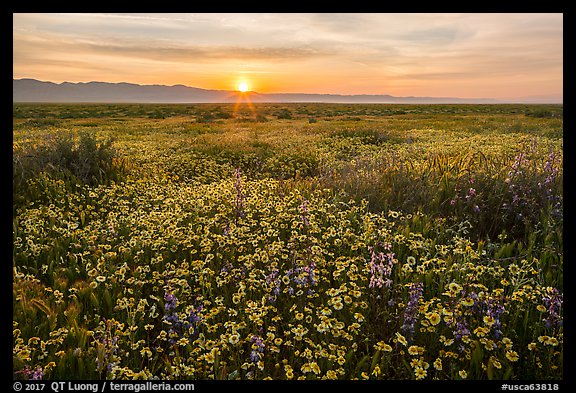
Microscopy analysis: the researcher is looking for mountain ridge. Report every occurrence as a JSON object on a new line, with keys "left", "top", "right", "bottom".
{"left": 13, "top": 79, "right": 562, "bottom": 104}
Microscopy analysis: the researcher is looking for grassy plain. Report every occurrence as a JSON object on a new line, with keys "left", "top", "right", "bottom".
{"left": 13, "top": 103, "right": 563, "bottom": 380}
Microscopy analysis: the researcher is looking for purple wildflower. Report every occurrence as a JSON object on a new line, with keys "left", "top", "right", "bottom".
{"left": 189, "top": 305, "right": 203, "bottom": 324}
{"left": 542, "top": 152, "right": 561, "bottom": 204}
{"left": 94, "top": 320, "right": 119, "bottom": 374}
{"left": 285, "top": 260, "right": 318, "bottom": 297}
{"left": 542, "top": 288, "right": 563, "bottom": 330}
{"left": 266, "top": 268, "right": 281, "bottom": 303}
{"left": 485, "top": 299, "right": 505, "bottom": 339}
{"left": 469, "top": 292, "right": 505, "bottom": 339}
{"left": 16, "top": 366, "right": 44, "bottom": 380}
{"left": 249, "top": 335, "right": 265, "bottom": 364}
{"left": 453, "top": 320, "right": 470, "bottom": 342}
{"left": 401, "top": 282, "right": 423, "bottom": 340}
{"left": 302, "top": 261, "right": 317, "bottom": 286}
{"left": 368, "top": 246, "right": 394, "bottom": 289}
{"left": 164, "top": 292, "right": 177, "bottom": 312}
{"left": 163, "top": 291, "right": 202, "bottom": 343}
{"left": 31, "top": 367, "right": 43, "bottom": 380}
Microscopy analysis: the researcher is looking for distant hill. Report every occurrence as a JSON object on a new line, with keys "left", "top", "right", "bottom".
{"left": 13, "top": 78, "right": 237, "bottom": 103}
{"left": 13, "top": 78, "right": 559, "bottom": 104}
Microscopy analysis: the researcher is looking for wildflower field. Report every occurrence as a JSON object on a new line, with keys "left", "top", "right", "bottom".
{"left": 12, "top": 103, "right": 563, "bottom": 381}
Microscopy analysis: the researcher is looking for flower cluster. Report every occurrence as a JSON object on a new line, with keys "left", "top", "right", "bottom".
{"left": 401, "top": 282, "right": 423, "bottom": 341}
{"left": 163, "top": 291, "right": 202, "bottom": 345}
{"left": 93, "top": 320, "right": 120, "bottom": 376}
{"left": 15, "top": 366, "right": 43, "bottom": 380}
{"left": 542, "top": 287, "right": 563, "bottom": 330}
{"left": 12, "top": 103, "right": 562, "bottom": 381}
{"left": 471, "top": 292, "right": 506, "bottom": 340}
{"left": 249, "top": 335, "right": 265, "bottom": 364}
{"left": 367, "top": 244, "right": 394, "bottom": 289}
{"left": 451, "top": 179, "right": 480, "bottom": 213}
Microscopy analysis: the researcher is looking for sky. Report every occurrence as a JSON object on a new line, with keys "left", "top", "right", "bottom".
{"left": 13, "top": 13, "right": 563, "bottom": 100}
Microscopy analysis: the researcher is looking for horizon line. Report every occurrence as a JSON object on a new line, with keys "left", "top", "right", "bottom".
{"left": 13, "top": 78, "right": 563, "bottom": 104}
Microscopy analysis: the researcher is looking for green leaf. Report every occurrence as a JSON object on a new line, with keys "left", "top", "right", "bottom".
{"left": 31, "top": 298, "right": 52, "bottom": 317}
{"left": 503, "top": 366, "right": 513, "bottom": 380}
{"left": 90, "top": 292, "right": 100, "bottom": 309}
{"left": 371, "top": 351, "right": 381, "bottom": 371}
{"left": 103, "top": 289, "right": 113, "bottom": 315}
{"left": 487, "top": 362, "right": 494, "bottom": 380}
{"left": 355, "top": 355, "right": 370, "bottom": 373}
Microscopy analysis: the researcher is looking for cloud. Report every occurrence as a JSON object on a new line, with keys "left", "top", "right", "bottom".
{"left": 92, "top": 42, "right": 333, "bottom": 62}
{"left": 13, "top": 20, "right": 336, "bottom": 67}
{"left": 396, "top": 27, "right": 474, "bottom": 45}
{"left": 13, "top": 13, "right": 563, "bottom": 98}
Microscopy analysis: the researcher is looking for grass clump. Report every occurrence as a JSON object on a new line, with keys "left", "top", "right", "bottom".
{"left": 13, "top": 131, "right": 128, "bottom": 210}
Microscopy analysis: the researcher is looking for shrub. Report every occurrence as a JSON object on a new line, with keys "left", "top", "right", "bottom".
{"left": 526, "top": 110, "right": 560, "bottom": 119}
{"left": 22, "top": 118, "right": 61, "bottom": 128}
{"left": 275, "top": 108, "right": 293, "bottom": 119}
{"left": 255, "top": 114, "right": 268, "bottom": 122}
{"left": 13, "top": 131, "right": 128, "bottom": 210}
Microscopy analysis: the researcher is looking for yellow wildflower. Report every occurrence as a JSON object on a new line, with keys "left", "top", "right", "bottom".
{"left": 506, "top": 351, "right": 519, "bottom": 362}
{"left": 483, "top": 316, "right": 495, "bottom": 327}
{"left": 374, "top": 341, "right": 393, "bottom": 352}
{"left": 414, "top": 367, "right": 427, "bottom": 380}
{"left": 433, "top": 358, "right": 442, "bottom": 371}
{"left": 396, "top": 332, "right": 408, "bottom": 346}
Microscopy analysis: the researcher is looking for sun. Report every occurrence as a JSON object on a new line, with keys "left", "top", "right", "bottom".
{"left": 238, "top": 81, "right": 249, "bottom": 92}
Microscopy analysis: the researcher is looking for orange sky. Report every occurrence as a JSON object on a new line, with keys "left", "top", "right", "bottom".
{"left": 13, "top": 13, "right": 563, "bottom": 100}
